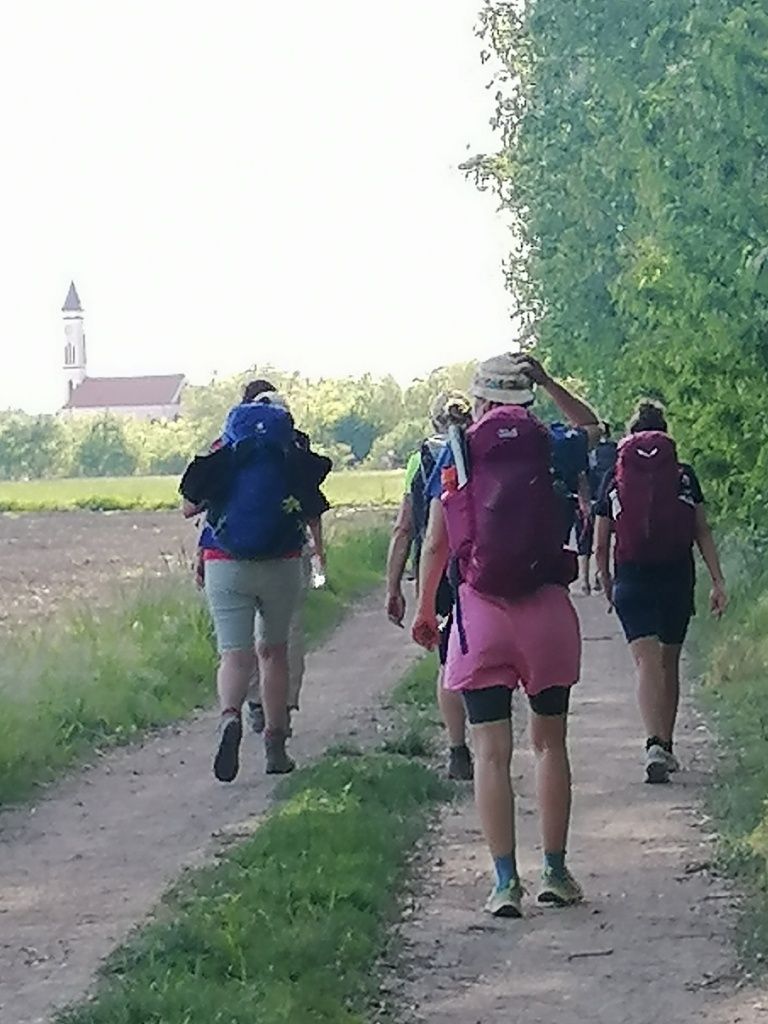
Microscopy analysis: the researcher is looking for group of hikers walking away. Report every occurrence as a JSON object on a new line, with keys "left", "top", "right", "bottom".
{"left": 389, "top": 349, "right": 727, "bottom": 918}
{"left": 179, "top": 346, "right": 728, "bottom": 921}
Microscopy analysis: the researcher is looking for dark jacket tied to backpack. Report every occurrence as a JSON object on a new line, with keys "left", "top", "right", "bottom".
{"left": 179, "top": 403, "right": 332, "bottom": 560}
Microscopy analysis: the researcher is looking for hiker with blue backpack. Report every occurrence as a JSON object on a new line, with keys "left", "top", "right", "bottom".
{"left": 594, "top": 400, "right": 727, "bottom": 784}
{"left": 412, "top": 351, "right": 602, "bottom": 918}
{"left": 180, "top": 389, "right": 331, "bottom": 781}
{"left": 192, "top": 380, "right": 331, "bottom": 741}
{"left": 577, "top": 422, "right": 618, "bottom": 595}
{"left": 385, "top": 391, "right": 474, "bottom": 781}
{"left": 549, "top": 419, "right": 591, "bottom": 553}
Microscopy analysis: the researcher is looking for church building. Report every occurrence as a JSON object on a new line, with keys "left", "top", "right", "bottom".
{"left": 59, "top": 282, "right": 185, "bottom": 420}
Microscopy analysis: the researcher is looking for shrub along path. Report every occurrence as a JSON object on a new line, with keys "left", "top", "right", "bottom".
{"left": 0, "top": 591, "right": 420, "bottom": 1024}
{"left": 395, "top": 597, "right": 759, "bottom": 1023}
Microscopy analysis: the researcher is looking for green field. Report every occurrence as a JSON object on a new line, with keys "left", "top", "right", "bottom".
{"left": 0, "top": 526, "right": 391, "bottom": 805}
{"left": 0, "top": 470, "right": 405, "bottom": 513}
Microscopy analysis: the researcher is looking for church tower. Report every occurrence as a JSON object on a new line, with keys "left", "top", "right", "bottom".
{"left": 62, "top": 281, "right": 86, "bottom": 403}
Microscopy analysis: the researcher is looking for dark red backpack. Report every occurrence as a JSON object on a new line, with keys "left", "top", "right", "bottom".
{"left": 614, "top": 431, "right": 695, "bottom": 564}
{"left": 442, "top": 406, "right": 575, "bottom": 601}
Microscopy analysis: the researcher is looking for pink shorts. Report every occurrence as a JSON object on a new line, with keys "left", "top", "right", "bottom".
{"left": 444, "top": 584, "right": 581, "bottom": 696}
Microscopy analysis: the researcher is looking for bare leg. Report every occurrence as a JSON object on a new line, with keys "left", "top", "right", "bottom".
{"left": 530, "top": 712, "right": 571, "bottom": 854}
{"left": 287, "top": 586, "right": 308, "bottom": 710}
{"left": 660, "top": 643, "right": 683, "bottom": 745}
{"left": 578, "top": 555, "right": 591, "bottom": 594}
{"left": 631, "top": 637, "right": 667, "bottom": 741}
{"left": 246, "top": 657, "right": 262, "bottom": 703}
{"left": 217, "top": 648, "right": 254, "bottom": 712}
{"left": 259, "top": 642, "right": 294, "bottom": 775}
{"left": 471, "top": 720, "right": 515, "bottom": 858}
{"left": 438, "top": 670, "right": 467, "bottom": 747}
{"left": 258, "top": 643, "right": 290, "bottom": 733}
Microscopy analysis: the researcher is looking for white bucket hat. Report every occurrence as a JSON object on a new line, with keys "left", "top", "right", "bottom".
{"left": 471, "top": 352, "right": 535, "bottom": 406}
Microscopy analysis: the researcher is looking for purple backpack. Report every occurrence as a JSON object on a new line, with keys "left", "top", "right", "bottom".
{"left": 615, "top": 431, "right": 695, "bottom": 565}
{"left": 442, "top": 406, "right": 575, "bottom": 602}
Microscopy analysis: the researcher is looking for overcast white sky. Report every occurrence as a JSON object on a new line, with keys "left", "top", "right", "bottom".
{"left": 0, "top": 1, "right": 513, "bottom": 414}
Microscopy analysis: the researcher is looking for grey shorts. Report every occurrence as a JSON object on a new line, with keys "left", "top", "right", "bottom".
{"left": 204, "top": 557, "right": 302, "bottom": 652}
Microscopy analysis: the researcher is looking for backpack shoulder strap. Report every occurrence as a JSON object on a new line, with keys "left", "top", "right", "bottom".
{"left": 419, "top": 439, "right": 437, "bottom": 485}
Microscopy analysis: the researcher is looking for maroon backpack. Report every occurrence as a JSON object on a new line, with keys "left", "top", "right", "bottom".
{"left": 614, "top": 431, "right": 696, "bottom": 564}
{"left": 442, "top": 406, "right": 575, "bottom": 602}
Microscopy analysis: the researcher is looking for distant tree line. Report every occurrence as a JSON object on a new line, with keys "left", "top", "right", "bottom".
{"left": 0, "top": 362, "right": 474, "bottom": 480}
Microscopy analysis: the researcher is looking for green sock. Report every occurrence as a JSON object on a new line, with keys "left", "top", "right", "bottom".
{"left": 544, "top": 850, "right": 566, "bottom": 876}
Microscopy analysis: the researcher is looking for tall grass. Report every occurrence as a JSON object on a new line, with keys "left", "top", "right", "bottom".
{"left": 0, "top": 526, "right": 391, "bottom": 805}
{"left": 0, "top": 470, "right": 405, "bottom": 513}
{"left": 690, "top": 534, "right": 768, "bottom": 959}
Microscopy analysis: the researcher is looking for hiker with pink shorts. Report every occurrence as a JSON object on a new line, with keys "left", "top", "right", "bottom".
{"left": 412, "top": 351, "right": 602, "bottom": 917}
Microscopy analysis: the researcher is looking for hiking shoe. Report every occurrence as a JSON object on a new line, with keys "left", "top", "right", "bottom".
{"left": 214, "top": 710, "right": 243, "bottom": 783}
{"left": 448, "top": 744, "right": 473, "bottom": 781}
{"left": 538, "top": 868, "right": 584, "bottom": 907}
{"left": 265, "top": 730, "right": 295, "bottom": 775}
{"left": 485, "top": 880, "right": 524, "bottom": 919}
{"left": 663, "top": 749, "right": 681, "bottom": 773}
{"left": 245, "top": 701, "right": 266, "bottom": 735}
{"left": 247, "top": 702, "right": 295, "bottom": 737}
{"left": 645, "top": 744, "right": 671, "bottom": 784}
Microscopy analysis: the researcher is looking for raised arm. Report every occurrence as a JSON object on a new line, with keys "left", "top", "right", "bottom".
{"left": 518, "top": 356, "right": 602, "bottom": 446}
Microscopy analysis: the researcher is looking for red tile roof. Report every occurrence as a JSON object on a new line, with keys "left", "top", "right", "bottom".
{"left": 64, "top": 374, "right": 185, "bottom": 409}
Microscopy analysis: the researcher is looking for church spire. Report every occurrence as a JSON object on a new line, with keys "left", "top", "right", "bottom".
{"left": 62, "top": 280, "right": 83, "bottom": 313}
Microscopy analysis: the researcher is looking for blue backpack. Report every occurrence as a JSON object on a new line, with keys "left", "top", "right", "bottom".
{"left": 550, "top": 422, "right": 588, "bottom": 497}
{"left": 208, "top": 403, "right": 304, "bottom": 559}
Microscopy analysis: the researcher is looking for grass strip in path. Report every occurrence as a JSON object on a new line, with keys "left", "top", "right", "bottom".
{"left": 55, "top": 657, "right": 447, "bottom": 1024}
{"left": 0, "top": 527, "right": 389, "bottom": 805}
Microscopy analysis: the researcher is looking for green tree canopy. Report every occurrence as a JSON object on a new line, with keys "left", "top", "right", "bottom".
{"left": 472, "top": 0, "right": 768, "bottom": 527}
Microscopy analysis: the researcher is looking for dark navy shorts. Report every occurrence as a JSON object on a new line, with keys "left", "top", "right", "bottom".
{"left": 613, "top": 568, "right": 694, "bottom": 646}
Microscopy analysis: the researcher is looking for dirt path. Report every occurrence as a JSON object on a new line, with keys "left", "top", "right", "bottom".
{"left": 397, "top": 597, "right": 762, "bottom": 1024}
{"left": 0, "top": 591, "right": 418, "bottom": 1024}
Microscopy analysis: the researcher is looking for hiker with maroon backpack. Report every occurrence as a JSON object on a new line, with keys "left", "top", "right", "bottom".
{"left": 594, "top": 401, "right": 727, "bottom": 785}
{"left": 412, "top": 352, "right": 602, "bottom": 918}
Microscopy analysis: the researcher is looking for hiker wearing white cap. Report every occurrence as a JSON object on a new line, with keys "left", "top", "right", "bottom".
{"left": 412, "top": 352, "right": 601, "bottom": 917}
{"left": 386, "top": 390, "right": 474, "bottom": 781}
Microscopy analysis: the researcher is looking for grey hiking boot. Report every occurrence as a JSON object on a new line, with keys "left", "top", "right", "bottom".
{"left": 245, "top": 701, "right": 266, "bottom": 735}
{"left": 645, "top": 743, "right": 671, "bottom": 784}
{"left": 248, "top": 702, "right": 293, "bottom": 738}
{"left": 214, "top": 710, "right": 243, "bottom": 783}
{"left": 448, "top": 744, "right": 473, "bottom": 781}
{"left": 265, "top": 730, "right": 295, "bottom": 775}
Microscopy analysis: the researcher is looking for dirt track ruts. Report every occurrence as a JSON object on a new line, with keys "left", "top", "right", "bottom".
{"left": 0, "top": 590, "right": 419, "bottom": 1024}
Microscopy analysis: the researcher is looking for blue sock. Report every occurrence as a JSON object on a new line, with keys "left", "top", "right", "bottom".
{"left": 544, "top": 850, "right": 566, "bottom": 876}
{"left": 493, "top": 853, "right": 518, "bottom": 891}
